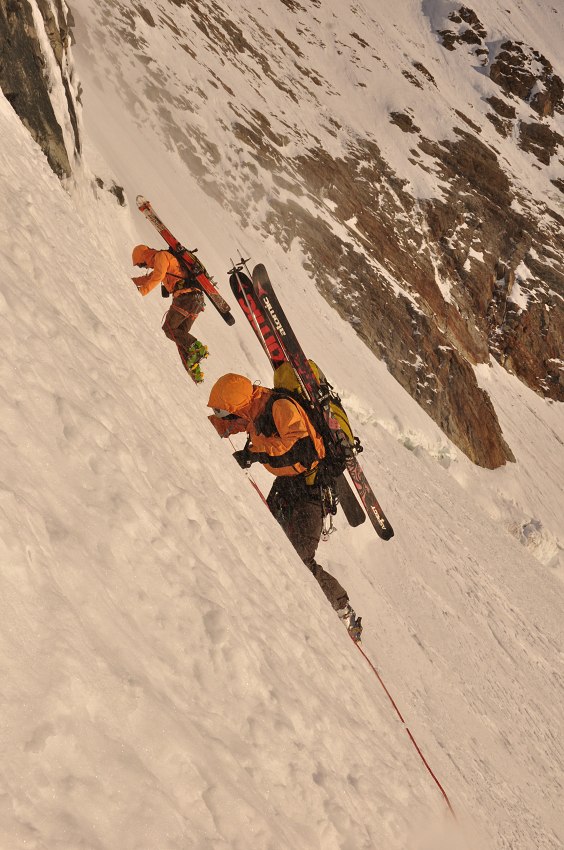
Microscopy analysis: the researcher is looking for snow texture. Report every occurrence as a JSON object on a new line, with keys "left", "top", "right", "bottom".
{"left": 1, "top": 0, "right": 564, "bottom": 847}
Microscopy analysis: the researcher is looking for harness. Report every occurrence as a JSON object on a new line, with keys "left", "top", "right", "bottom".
{"left": 169, "top": 302, "right": 202, "bottom": 322}
{"left": 159, "top": 269, "right": 201, "bottom": 299}
{"left": 173, "top": 285, "right": 200, "bottom": 297}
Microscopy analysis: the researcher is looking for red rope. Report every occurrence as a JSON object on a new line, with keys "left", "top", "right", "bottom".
{"left": 352, "top": 637, "right": 456, "bottom": 819}
{"left": 225, "top": 427, "right": 453, "bottom": 814}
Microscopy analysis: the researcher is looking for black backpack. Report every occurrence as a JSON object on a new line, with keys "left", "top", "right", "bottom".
{"left": 254, "top": 389, "right": 352, "bottom": 480}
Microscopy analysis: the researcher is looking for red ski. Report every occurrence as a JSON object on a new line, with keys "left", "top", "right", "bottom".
{"left": 229, "top": 264, "right": 285, "bottom": 364}
{"left": 136, "top": 195, "right": 235, "bottom": 326}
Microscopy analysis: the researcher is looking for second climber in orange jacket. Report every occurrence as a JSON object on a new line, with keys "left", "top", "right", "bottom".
{"left": 131, "top": 244, "right": 207, "bottom": 383}
{"left": 207, "top": 372, "right": 362, "bottom": 641}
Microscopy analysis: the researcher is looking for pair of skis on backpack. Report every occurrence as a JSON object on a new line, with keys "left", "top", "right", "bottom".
{"left": 137, "top": 195, "right": 393, "bottom": 541}
{"left": 137, "top": 196, "right": 235, "bottom": 327}
{"left": 229, "top": 261, "right": 394, "bottom": 542}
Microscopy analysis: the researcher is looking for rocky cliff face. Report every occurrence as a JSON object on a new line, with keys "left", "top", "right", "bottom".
{"left": 155, "top": 0, "right": 561, "bottom": 467}
{"left": 0, "top": 0, "right": 81, "bottom": 178}
{"left": 433, "top": 6, "right": 564, "bottom": 406}
{"left": 30, "top": 0, "right": 564, "bottom": 467}
{"left": 262, "top": 138, "right": 516, "bottom": 468}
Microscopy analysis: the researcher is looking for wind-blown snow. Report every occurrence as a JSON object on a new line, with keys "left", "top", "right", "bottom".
{"left": 1, "top": 0, "right": 564, "bottom": 847}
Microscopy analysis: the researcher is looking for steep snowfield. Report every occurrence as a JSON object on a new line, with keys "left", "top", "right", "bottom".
{"left": 69, "top": 0, "right": 564, "bottom": 215}
{"left": 69, "top": 0, "right": 564, "bottom": 566}
{"left": 2, "top": 89, "right": 564, "bottom": 848}
{"left": 1, "top": 0, "right": 564, "bottom": 847}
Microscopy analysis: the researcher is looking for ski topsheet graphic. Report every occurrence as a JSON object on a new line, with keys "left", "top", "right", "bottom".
{"left": 249, "top": 263, "right": 394, "bottom": 541}
{"left": 137, "top": 196, "right": 235, "bottom": 326}
{"left": 229, "top": 265, "right": 285, "bottom": 365}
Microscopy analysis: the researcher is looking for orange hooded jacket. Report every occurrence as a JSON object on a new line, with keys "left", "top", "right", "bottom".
{"left": 131, "top": 245, "right": 195, "bottom": 297}
{"left": 208, "top": 374, "right": 326, "bottom": 477}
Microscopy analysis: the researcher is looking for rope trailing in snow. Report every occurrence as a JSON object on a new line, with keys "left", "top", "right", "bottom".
{"left": 351, "top": 637, "right": 456, "bottom": 819}
{"left": 227, "top": 431, "right": 452, "bottom": 814}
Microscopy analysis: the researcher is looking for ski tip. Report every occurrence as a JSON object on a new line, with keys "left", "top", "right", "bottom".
{"left": 252, "top": 262, "right": 267, "bottom": 277}
{"left": 380, "top": 526, "right": 394, "bottom": 541}
{"left": 224, "top": 312, "right": 236, "bottom": 327}
{"left": 136, "top": 194, "right": 149, "bottom": 207}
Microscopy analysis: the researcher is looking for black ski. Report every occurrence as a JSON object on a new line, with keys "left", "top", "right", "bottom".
{"left": 251, "top": 263, "right": 394, "bottom": 541}
{"left": 335, "top": 473, "right": 366, "bottom": 528}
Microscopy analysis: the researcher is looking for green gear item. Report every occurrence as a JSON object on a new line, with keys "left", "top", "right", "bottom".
{"left": 186, "top": 341, "right": 209, "bottom": 367}
{"left": 187, "top": 362, "right": 204, "bottom": 384}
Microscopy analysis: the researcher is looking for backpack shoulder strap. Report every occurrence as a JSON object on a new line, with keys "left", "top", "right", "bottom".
{"left": 255, "top": 390, "right": 303, "bottom": 437}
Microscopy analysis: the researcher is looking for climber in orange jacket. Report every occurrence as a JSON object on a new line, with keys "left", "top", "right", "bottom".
{"left": 132, "top": 244, "right": 207, "bottom": 383}
{"left": 208, "top": 373, "right": 362, "bottom": 641}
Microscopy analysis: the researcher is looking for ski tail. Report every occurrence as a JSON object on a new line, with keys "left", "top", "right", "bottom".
{"left": 136, "top": 195, "right": 235, "bottom": 326}
{"left": 345, "top": 457, "right": 394, "bottom": 539}
{"left": 335, "top": 473, "right": 366, "bottom": 527}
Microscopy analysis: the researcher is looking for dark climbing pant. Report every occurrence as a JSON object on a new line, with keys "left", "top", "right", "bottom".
{"left": 162, "top": 290, "right": 205, "bottom": 368}
{"left": 267, "top": 477, "right": 348, "bottom": 611}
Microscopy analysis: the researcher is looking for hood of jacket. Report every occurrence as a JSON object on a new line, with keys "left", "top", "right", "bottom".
{"left": 132, "top": 244, "right": 157, "bottom": 267}
{"left": 208, "top": 374, "right": 270, "bottom": 419}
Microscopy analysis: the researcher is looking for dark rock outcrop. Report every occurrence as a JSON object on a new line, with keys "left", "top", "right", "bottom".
{"left": 0, "top": 0, "right": 80, "bottom": 178}
{"left": 420, "top": 130, "right": 563, "bottom": 402}
{"left": 430, "top": 12, "right": 564, "bottom": 405}
{"left": 264, "top": 142, "right": 515, "bottom": 468}
{"left": 489, "top": 41, "right": 563, "bottom": 118}
{"left": 389, "top": 112, "right": 420, "bottom": 134}
{"left": 518, "top": 121, "right": 564, "bottom": 165}
{"left": 438, "top": 6, "right": 488, "bottom": 63}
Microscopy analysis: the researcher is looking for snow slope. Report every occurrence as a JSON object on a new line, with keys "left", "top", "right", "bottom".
{"left": 69, "top": 0, "right": 564, "bottom": 568}
{"left": 1, "top": 1, "right": 564, "bottom": 848}
{"left": 71, "top": 0, "right": 564, "bottom": 215}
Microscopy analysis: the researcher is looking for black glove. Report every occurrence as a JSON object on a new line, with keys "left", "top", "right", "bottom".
{"left": 232, "top": 449, "right": 253, "bottom": 469}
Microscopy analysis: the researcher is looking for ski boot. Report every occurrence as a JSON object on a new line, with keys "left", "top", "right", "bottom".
{"left": 187, "top": 362, "right": 205, "bottom": 384}
{"left": 185, "top": 340, "right": 208, "bottom": 366}
{"left": 184, "top": 340, "right": 208, "bottom": 384}
{"left": 337, "top": 603, "right": 363, "bottom": 643}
